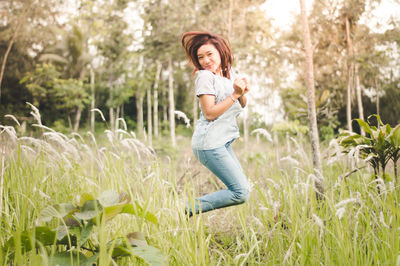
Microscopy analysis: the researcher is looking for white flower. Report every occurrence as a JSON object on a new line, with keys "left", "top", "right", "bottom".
{"left": 335, "top": 207, "right": 346, "bottom": 219}
{"left": 251, "top": 128, "right": 272, "bottom": 142}
{"left": 175, "top": 110, "right": 191, "bottom": 128}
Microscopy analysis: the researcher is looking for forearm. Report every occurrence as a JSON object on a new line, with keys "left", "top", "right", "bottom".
{"left": 200, "top": 93, "right": 241, "bottom": 121}
{"left": 238, "top": 94, "right": 247, "bottom": 108}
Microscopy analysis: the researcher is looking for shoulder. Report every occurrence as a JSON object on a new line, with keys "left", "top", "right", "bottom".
{"left": 195, "top": 70, "right": 215, "bottom": 82}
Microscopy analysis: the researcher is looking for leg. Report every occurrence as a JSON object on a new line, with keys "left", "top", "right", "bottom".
{"left": 187, "top": 145, "right": 250, "bottom": 215}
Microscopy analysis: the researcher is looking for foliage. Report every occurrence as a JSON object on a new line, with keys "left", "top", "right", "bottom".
{"left": 271, "top": 120, "right": 309, "bottom": 136}
{"left": 2, "top": 191, "right": 164, "bottom": 265}
{"left": 338, "top": 115, "right": 400, "bottom": 183}
{"left": 2, "top": 106, "right": 400, "bottom": 265}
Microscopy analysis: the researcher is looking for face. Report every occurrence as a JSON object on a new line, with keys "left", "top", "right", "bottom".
{"left": 197, "top": 43, "right": 222, "bottom": 75}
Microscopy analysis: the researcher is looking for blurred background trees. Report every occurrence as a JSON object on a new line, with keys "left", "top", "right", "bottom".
{"left": 1, "top": 0, "right": 399, "bottom": 142}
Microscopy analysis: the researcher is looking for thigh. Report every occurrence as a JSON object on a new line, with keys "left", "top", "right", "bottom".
{"left": 225, "top": 142, "right": 243, "bottom": 172}
{"left": 201, "top": 146, "right": 248, "bottom": 190}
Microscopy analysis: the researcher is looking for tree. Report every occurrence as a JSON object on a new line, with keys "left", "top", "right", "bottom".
{"left": 153, "top": 61, "right": 162, "bottom": 138}
{"left": 299, "top": 0, "right": 325, "bottom": 197}
{"left": 39, "top": 25, "right": 92, "bottom": 131}
{"left": 0, "top": 0, "right": 65, "bottom": 118}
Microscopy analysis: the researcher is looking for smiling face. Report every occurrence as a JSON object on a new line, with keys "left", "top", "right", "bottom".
{"left": 197, "top": 43, "right": 222, "bottom": 75}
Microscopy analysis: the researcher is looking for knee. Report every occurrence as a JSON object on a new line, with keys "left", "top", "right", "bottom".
{"left": 233, "top": 187, "right": 250, "bottom": 204}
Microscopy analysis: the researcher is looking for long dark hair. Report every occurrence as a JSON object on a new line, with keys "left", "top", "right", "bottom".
{"left": 181, "top": 31, "right": 233, "bottom": 79}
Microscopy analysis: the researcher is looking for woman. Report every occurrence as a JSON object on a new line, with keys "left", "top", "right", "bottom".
{"left": 181, "top": 31, "right": 250, "bottom": 216}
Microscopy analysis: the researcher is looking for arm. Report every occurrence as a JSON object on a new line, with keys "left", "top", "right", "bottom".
{"left": 200, "top": 77, "right": 247, "bottom": 121}
{"left": 238, "top": 94, "right": 247, "bottom": 108}
{"left": 199, "top": 92, "right": 241, "bottom": 121}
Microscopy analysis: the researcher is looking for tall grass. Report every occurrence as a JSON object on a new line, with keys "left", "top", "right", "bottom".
{"left": 0, "top": 108, "right": 399, "bottom": 265}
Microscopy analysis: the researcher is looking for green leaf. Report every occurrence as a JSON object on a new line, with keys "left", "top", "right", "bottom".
{"left": 369, "top": 114, "right": 384, "bottom": 126}
{"left": 131, "top": 246, "right": 166, "bottom": 266}
{"left": 79, "top": 221, "right": 94, "bottom": 247}
{"left": 127, "top": 232, "right": 148, "bottom": 247}
{"left": 79, "top": 193, "right": 95, "bottom": 206}
{"left": 111, "top": 245, "right": 132, "bottom": 258}
{"left": 50, "top": 251, "right": 98, "bottom": 266}
{"left": 355, "top": 119, "right": 373, "bottom": 135}
{"left": 39, "top": 203, "right": 76, "bottom": 222}
{"left": 64, "top": 216, "right": 81, "bottom": 227}
{"left": 74, "top": 200, "right": 102, "bottom": 220}
{"left": 4, "top": 227, "right": 57, "bottom": 253}
{"left": 388, "top": 125, "right": 400, "bottom": 147}
{"left": 121, "top": 203, "right": 158, "bottom": 225}
{"left": 98, "top": 190, "right": 121, "bottom": 207}
{"left": 104, "top": 204, "right": 125, "bottom": 220}
{"left": 97, "top": 191, "right": 131, "bottom": 207}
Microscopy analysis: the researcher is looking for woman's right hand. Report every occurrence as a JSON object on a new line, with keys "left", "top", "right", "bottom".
{"left": 233, "top": 77, "right": 247, "bottom": 98}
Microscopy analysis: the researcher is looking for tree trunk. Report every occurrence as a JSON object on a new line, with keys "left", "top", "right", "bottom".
{"left": 299, "top": 0, "right": 324, "bottom": 198}
{"left": 162, "top": 85, "right": 168, "bottom": 132}
{"left": 168, "top": 57, "right": 176, "bottom": 147}
{"left": 73, "top": 106, "right": 82, "bottom": 132}
{"left": 116, "top": 105, "right": 120, "bottom": 125}
{"left": 0, "top": 2, "right": 32, "bottom": 103}
{"left": 147, "top": 86, "right": 152, "bottom": 146}
{"left": 153, "top": 60, "right": 162, "bottom": 138}
{"left": 90, "top": 67, "right": 95, "bottom": 132}
{"left": 109, "top": 80, "right": 115, "bottom": 130}
{"left": 345, "top": 16, "right": 354, "bottom": 132}
{"left": 375, "top": 77, "right": 380, "bottom": 117}
{"left": 355, "top": 63, "right": 364, "bottom": 135}
{"left": 136, "top": 92, "right": 144, "bottom": 138}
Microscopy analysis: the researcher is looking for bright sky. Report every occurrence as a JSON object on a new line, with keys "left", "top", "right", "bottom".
{"left": 263, "top": 0, "right": 400, "bottom": 33}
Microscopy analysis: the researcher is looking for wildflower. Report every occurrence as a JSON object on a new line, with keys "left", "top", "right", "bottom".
{"left": 335, "top": 207, "right": 346, "bottom": 219}
{"left": 251, "top": 128, "right": 272, "bottom": 142}
{"left": 174, "top": 110, "right": 191, "bottom": 128}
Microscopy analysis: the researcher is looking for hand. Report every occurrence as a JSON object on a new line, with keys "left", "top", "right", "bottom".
{"left": 233, "top": 77, "right": 247, "bottom": 98}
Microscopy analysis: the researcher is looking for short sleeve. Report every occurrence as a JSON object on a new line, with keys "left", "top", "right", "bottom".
{"left": 195, "top": 70, "right": 215, "bottom": 97}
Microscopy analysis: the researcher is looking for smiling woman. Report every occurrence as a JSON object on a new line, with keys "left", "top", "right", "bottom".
{"left": 181, "top": 31, "right": 251, "bottom": 217}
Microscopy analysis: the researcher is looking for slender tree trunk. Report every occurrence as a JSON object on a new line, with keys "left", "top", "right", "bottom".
{"left": 299, "top": 0, "right": 324, "bottom": 198}
{"left": 345, "top": 16, "right": 354, "bottom": 132}
{"left": 147, "top": 87, "right": 152, "bottom": 146}
{"left": 116, "top": 105, "right": 120, "bottom": 124}
{"left": 168, "top": 57, "right": 176, "bottom": 147}
{"left": 153, "top": 61, "right": 162, "bottom": 138}
{"left": 355, "top": 63, "right": 364, "bottom": 135}
{"left": 0, "top": 146, "right": 5, "bottom": 221}
{"left": 162, "top": 85, "right": 168, "bottom": 132}
{"left": 375, "top": 77, "right": 380, "bottom": 117}
{"left": 136, "top": 93, "right": 144, "bottom": 138}
{"left": 73, "top": 106, "right": 82, "bottom": 132}
{"left": 109, "top": 79, "right": 115, "bottom": 130}
{"left": 90, "top": 67, "right": 95, "bottom": 132}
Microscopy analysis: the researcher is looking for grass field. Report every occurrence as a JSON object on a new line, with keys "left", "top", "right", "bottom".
{"left": 1, "top": 111, "right": 399, "bottom": 265}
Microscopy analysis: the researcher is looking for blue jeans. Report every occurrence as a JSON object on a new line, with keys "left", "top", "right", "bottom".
{"left": 187, "top": 139, "right": 250, "bottom": 215}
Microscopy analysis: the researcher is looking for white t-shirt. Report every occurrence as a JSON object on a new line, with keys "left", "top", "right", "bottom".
{"left": 191, "top": 70, "right": 243, "bottom": 150}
